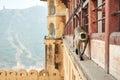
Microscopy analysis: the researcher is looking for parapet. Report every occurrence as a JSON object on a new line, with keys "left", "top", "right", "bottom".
{"left": 0, "top": 68, "right": 61, "bottom": 80}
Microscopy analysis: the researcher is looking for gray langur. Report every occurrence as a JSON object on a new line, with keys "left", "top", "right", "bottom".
{"left": 74, "top": 26, "right": 88, "bottom": 60}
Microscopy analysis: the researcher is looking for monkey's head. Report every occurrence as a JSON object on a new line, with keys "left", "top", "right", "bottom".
{"left": 79, "top": 31, "right": 88, "bottom": 41}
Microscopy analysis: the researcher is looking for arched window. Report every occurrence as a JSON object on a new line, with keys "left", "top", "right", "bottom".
{"left": 49, "top": 23, "right": 55, "bottom": 38}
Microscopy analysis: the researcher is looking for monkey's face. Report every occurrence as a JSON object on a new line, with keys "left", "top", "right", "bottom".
{"left": 79, "top": 32, "right": 88, "bottom": 41}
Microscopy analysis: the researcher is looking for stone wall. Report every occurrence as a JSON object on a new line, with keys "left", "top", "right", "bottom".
{"left": 89, "top": 32, "right": 120, "bottom": 80}
{"left": 109, "top": 32, "right": 120, "bottom": 80}
{"left": 63, "top": 37, "right": 87, "bottom": 80}
{"left": 110, "top": 44, "right": 120, "bottom": 80}
{"left": 91, "top": 39, "right": 105, "bottom": 69}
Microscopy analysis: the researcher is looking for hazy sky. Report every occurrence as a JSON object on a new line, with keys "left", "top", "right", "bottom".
{"left": 0, "top": 0, "right": 47, "bottom": 10}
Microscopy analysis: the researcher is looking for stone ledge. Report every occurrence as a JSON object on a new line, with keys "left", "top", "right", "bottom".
{"left": 78, "top": 58, "right": 116, "bottom": 80}
{"left": 63, "top": 38, "right": 117, "bottom": 80}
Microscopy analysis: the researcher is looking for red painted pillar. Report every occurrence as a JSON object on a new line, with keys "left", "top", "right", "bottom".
{"left": 102, "top": 0, "right": 105, "bottom": 32}
{"left": 105, "top": 0, "right": 110, "bottom": 73}
{"left": 105, "top": 0, "right": 119, "bottom": 73}
{"left": 88, "top": 0, "right": 98, "bottom": 59}
{"left": 88, "top": 0, "right": 98, "bottom": 34}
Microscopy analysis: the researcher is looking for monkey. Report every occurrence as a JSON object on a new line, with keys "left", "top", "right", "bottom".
{"left": 73, "top": 26, "right": 88, "bottom": 60}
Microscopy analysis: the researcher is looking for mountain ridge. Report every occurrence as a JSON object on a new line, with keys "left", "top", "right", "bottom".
{"left": 0, "top": 5, "right": 48, "bottom": 70}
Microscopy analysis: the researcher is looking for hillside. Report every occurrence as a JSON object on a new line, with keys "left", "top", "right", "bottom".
{"left": 0, "top": 6, "right": 48, "bottom": 70}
